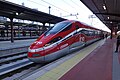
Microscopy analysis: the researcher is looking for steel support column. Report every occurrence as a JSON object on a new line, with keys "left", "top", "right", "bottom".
{"left": 5, "top": 25, "right": 9, "bottom": 37}
{"left": 38, "top": 26, "right": 41, "bottom": 35}
{"left": 42, "top": 23, "right": 46, "bottom": 33}
{"left": 49, "top": 6, "right": 51, "bottom": 27}
{"left": 110, "top": 28, "right": 113, "bottom": 39}
{"left": 10, "top": 18, "right": 14, "bottom": 43}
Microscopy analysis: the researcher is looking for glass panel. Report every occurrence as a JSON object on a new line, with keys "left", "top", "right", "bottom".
{"left": 45, "top": 21, "right": 71, "bottom": 36}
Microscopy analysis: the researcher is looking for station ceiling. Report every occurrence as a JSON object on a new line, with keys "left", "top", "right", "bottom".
{"left": 0, "top": 0, "right": 66, "bottom": 24}
{"left": 81, "top": 0, "right": 120, "bottom": 31}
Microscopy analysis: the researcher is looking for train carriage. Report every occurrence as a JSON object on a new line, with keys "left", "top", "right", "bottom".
{"left": 28, "top": 20, "right": 104, "bottom": 63}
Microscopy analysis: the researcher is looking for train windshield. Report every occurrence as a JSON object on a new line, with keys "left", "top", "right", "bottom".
{"left": 45, "top": 21, "right": 71, "bottom": 36}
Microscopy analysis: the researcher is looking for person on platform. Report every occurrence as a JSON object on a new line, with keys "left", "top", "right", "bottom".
{"left": 105, "top": 34, "right": 108, "bottom": 39}
{"left": 115, "top": 34, "right": 120, "bottom": 52}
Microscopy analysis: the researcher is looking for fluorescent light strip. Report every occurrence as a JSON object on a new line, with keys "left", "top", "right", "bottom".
{"left": 103, "top": 5, "right": 106, "bottom": 10}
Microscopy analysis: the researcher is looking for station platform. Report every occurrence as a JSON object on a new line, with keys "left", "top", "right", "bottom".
{"left": 0, "top": 39, "right": 36, "bottom": 57}
{"left": 0, "top": 39, "right": 36, "bottom": 50}
{"left": 21, "top": 38, "right": 120, "bottom": 80}
{"left": 0, "top": 36, "right": 38, "bottom": 41}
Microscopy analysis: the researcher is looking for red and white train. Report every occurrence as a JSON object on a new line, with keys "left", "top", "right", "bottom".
{"left": 28, "top": 20, "right": 104, "bottom": 63}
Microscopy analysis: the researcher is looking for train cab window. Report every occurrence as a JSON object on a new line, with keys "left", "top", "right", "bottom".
{"left": 61, "top": 24, "right": 72, "bottom": 32}
{"left": 45, "top": 21, "right": 71, "bottom": 36}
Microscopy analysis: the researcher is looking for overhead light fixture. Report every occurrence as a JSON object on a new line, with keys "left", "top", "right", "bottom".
{"left": 16, "top": 12, "right": 19, "bottom": 15}
{"left": 103, "top": 5, "right": 106, "bottom": 10}
{"left": 110, "top": 21, "right": 112, "bottom": 23}
{"left": 107, "top": 17, "right": 110, "bottom": 19}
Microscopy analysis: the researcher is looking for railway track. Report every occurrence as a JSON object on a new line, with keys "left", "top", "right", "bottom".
{"left": 0, "top": 52, "right": 42, "bottom": 80}
{"left": 0, "top": 39, "right": 104, "bottom": 80}
{"left": 0, "top": 52, "right": 27, "bottom": 65}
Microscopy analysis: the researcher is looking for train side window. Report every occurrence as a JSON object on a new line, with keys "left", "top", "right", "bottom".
{"left": 81, "top": 30, "right": 85, "bottom": 34}
{"left": 81, "top": 30, "right": 89, "bottom": 36}
{"left": 89, "top": 31, "right": 94, "bottom": 36}
{"left": 93, "top": 31, "right": 95, "bottom": 36}
{"left": 95, "top": 31, "right": 98, "bottom": 36}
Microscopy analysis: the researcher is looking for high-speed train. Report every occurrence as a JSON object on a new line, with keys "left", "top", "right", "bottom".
{"left": 28, "top": 20, "right": 104, "bottom": 63}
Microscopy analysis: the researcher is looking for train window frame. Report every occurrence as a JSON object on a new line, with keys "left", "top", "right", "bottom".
{"left": 45, "top": 21, "right": 71, "bottom": 36}
{"left": 61, "top": 24, "right": 72, "bottom": 32}
{"left": 89, "top": 31, "right": 94, "bottom": 36}
{"left": 80, "top": 30, "right": 89, "bottom": 36}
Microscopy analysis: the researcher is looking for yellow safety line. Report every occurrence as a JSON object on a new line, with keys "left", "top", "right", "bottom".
{"left": 36, "top": 40, "right": 105, "bottom": 80}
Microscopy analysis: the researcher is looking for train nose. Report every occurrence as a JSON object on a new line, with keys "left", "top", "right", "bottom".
{"left": 28, "top": 47, "right": 45, "bottom": 57}
{"left": 28, "top": 47, "right": 46, "bottom": 63}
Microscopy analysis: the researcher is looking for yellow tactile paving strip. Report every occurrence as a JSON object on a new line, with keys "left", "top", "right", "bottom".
{"left": 36, "top": 40, "right": 105, "bottom": 80}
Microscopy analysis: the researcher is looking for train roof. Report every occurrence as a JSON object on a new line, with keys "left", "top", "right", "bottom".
{"left": 64, "top": 20, "right": 102, "bottom": 31}
{"left": 60, "top": 20, "right": 108, "bottom": 33}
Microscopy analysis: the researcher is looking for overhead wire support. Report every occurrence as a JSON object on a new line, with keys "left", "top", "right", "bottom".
{"left": 27, "top": 0, "right": 47, "bottom": 7}
{"left": 62, "top": 0, "right": 76, "bottom": 10}
{"left": 70, "top": 0, "right": 81, "bottom": 8}
{"left": 41, "top": 0, "right": 70, "bottom": 14}
{"left": 62, "top": 13, "right": 79, "bottom": 19}
{"left": 62, "top": 0, "right": 79, "bottom": 19}
{"left": 28, "top": 0, "right": 78, "bottom": 19}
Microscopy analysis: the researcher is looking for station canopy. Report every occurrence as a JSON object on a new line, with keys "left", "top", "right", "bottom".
{"left": 81, "top": 0, "right": 120, "bottom": 31}
{"left": 0, "top": 0, "right": 66, "bottom": 24}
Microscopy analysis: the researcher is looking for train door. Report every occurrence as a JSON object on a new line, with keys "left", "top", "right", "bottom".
{"left": 69, "top": 25, "right": 81, "bottom": 51}
{"left": 79, "top": 30, "right": 86, "bottom": 46}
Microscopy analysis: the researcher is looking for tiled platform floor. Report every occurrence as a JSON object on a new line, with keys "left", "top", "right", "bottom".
{"left": 22, "top": 39, "right": 106, "bottom": 80}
